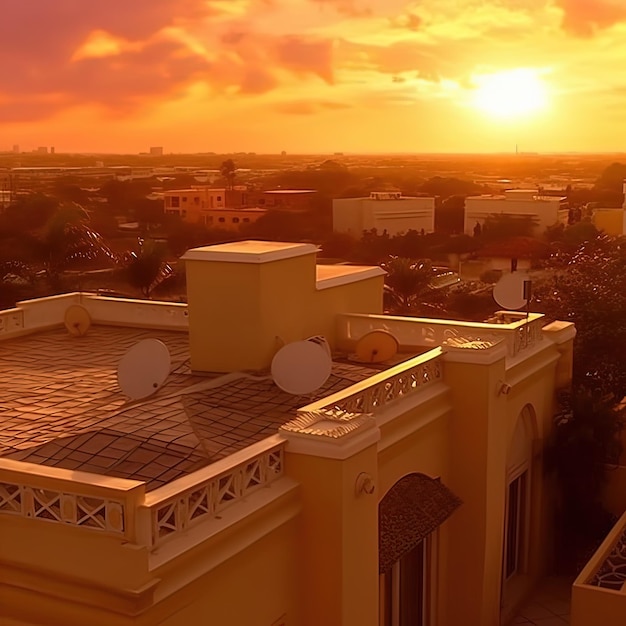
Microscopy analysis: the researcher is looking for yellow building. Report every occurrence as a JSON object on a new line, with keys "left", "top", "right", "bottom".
{"left": 592, "top": 181, "right": 626, "bottom": 236}
{"left": 0, "top": 241, "right": 579, "bottom": 626}
{"left": 163, "top": 187, "right": 267, "bottom": 228}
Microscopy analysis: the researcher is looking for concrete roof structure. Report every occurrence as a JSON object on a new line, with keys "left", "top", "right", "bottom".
{"left": 0, "top": 324, "right": 383, "bottom": 490}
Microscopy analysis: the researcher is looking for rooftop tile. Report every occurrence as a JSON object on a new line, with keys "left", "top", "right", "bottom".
{"left": 1, "top": 324, "right": 389, "bottom": 489}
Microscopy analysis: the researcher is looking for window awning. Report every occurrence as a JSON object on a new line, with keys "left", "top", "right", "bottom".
{"left": 379, "top": 473, "right": 462, "bottom": 573}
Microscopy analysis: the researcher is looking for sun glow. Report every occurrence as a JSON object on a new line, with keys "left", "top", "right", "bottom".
{"left": 471, "top": 69, "right": 549, "bottom": 120}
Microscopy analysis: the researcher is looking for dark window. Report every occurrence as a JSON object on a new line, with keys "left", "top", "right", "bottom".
{"left": 505, "top": 472, "right": 527, "bottom": 579}
{"left": 218, "top": 217, "right": 225, "bottom": 223}
{"left": 243, "top": 218, "right": 250, "bottom": 223}
{"left": 232, "top": 217, "right": 240, "bottom": 223}
{"left": 380, "top": 539, "right": 429, "bottom": 626}
{"left": 171, "top": 196, "right": 180, "bottom": 207}
{"left": 217, "top": 196, "right": 222, "bottom": 202}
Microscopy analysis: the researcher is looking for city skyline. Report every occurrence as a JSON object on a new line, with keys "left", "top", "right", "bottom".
{"left": 4, "top": 1, "right": 626, "bottom": 154}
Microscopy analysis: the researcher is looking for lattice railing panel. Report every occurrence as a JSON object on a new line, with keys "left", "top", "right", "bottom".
{"left": 150, "top": 443, "right": 285, "bottom": 545}
{"left": 0, "top": 482, "right": 126, "bottom": 534}
{"left": 588, "top": 526, "right": 626, "bottom": 591}
{"left": 319, "top": 357, "right": 443, "bottom": 416}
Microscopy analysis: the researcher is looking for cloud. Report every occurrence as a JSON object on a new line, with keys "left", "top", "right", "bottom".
{"left": 556, "top": 0, "right": 626, "bottom": 36}
{"left": 309, "top": 0, "right": 372, "bottom": 17}
{"left": 276, "top": 37, "right": 335, "bottom": 83}
{"left": 274, "top": 99, "right": 351, "bottom": 114}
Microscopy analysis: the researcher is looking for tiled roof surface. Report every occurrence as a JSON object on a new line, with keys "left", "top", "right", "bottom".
{"left": 0, "top": 326, "right": 381, "bottom": 490}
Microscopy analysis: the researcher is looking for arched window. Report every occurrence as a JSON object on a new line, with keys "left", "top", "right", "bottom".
{"left": 379, "top": 473, "right": 461, "bottom": 626}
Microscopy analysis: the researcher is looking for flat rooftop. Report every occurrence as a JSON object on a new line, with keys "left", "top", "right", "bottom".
{"left": 0, "top": 325, "right": 386, "bottom": 490}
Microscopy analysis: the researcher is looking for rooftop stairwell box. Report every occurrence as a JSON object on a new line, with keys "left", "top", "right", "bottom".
{"left": 181, "top": 241, "right": 386, "bottom": 374}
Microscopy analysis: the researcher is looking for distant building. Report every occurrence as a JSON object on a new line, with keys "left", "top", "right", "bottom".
{"left": 149, "top": 147, "right": 164, "bottom": 156}
{"left": 35, "top": 147, "right": 48, "bottom": 154}
{"left": 464, "top": 189, "right": 568, "bottom": 236}
{"left": 50, "top": 146, "right": 55, "bottom": 155}
{"left": 592, "top": 180, "right": 626, "bottom": 236}
{"left": 333, "top": 191, "right": 435, "bottom": 236}
{"left": 12, "top": 145, "right": 19, "bottom": 154}
{"left": 260, "top": 189, "right": 316, "bottom": 212}
{"left": 163, "top": 187, "right": 267, "bottom": 228}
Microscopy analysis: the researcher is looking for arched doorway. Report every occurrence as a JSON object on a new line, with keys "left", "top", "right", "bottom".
{"left": 378, "top": 473, "right": 461, "bottom": 626}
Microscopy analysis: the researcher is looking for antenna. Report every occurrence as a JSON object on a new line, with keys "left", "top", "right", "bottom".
{"left": 354, "top": 330, "right": 399, "bottom": 363}
{"left": 64, "top": 305, "right": 92, "bottom": 336}
{"left": 271, "top": 338, "right": 332, "bottom": 395}
{"left": 493, "top": 272, "right": 531, "bottom": 311}
{"left": 117, "top": 339, "right": 171, "bottom": 400}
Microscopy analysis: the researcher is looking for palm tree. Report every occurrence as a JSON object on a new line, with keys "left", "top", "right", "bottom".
{"left": 220, "top": 159, "right": 237, "bottom": 191}
{"left": 125, "top": 239, "right": 173, "bottom": 298}
{"left": 382, "top": 256, "right": 434, "bottom": 315}
{"left": 43, "top": 204, "right": 117, "bottom": 281}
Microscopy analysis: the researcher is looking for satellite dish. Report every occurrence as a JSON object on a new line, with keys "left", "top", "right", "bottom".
{"left": 306, "top": 335, "right": 331, "bottom": 356}
{"left": 354, "top": 330, "right": 399, "bottom": 363}
{"left": 117, "top": 339, "right": 171, "bottom": 400}
{"left": 64, "top": 305, "right": 92, "bottom": 336}
{"left": 493, "top": 272, "right": 531, "bottom": 311}
{"left": 271, "top": 339, "right": 332, "bottom": 395}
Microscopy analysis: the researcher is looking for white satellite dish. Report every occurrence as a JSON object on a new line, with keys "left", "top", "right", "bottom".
{"left": 64, "top": 305, "right": 91, "bottom": 336}
{"left": 271, "top": 339, "right": 332, "bottom": 395}
{"left": 306, "top": 335, "right": 331, "bottom": 356}
{"left": 493, "top": 272, "right": 531, "bottom": 311}
{"left": 117, "top": 339, "right": 171, "bottom": 400}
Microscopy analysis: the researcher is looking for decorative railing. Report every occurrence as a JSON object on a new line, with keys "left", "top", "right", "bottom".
{"left": 0, "top": 292, "right": 188, "bottom": 340}
{"left": 0, "top": 307, "right": 24, "bottom": 334}
{"left": 336, "top": 312, "right": 545, "bottom": 360}
{"left": 0, "top": 481, "right": 126, "bottom": 534}
{"left": 301, "top": 352, "right": 443, "bottom": 416}
{"left": 144, "top": 439, "right": 284, "bottom": 547}
{"left": 577, "top": 507, "right": 626, "bottom": 592}
{"left": 587, "top": 524, "right": 626, "bottom": 590}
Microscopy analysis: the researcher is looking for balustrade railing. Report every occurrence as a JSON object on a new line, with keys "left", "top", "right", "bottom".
{"left": 144, "top": 440, "right": 284, "bottom": 546}
{"left": 0, "top": 481, "right": 126, "bottom": 534}
{"left": 0, "top": 308, "right": 24, "bottom": 334}
{"left": 337, "top": 312, "right": 545, "bottom": 359}
{"left": 301, "top": 352, "right": 443, "bottom": 417}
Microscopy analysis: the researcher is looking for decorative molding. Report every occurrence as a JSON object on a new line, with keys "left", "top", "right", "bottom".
{"left": 280, "top": 409, "right": 372, "bottom": 439}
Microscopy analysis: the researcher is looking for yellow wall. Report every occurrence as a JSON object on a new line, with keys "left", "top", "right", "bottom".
{"left": 155, "top": 521, "right": 300, "bottom": 626}
{"left": 185, "top": 250, "right": 383, "bottom": 373}
{"left": 285, "top": 444, "right": 379, "bottom": 626}
{"left": 201, "top": 208, "right": 265, "bottom": 230}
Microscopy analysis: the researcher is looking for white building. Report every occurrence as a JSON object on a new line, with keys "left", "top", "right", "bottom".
{"left": 465, "top": 189, "right": 568, "bottom": 236}
{"left": 333, "top": 192, "right": 435, "bottom": 236}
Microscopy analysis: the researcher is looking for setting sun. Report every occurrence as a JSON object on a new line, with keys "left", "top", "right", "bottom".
{"left": 471, "top": 69, "right": 549, "bottom": 120}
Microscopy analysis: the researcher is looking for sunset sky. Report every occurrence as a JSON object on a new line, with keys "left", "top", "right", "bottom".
{"left": 4, "top": 0, "right": 626, "bottom": 154}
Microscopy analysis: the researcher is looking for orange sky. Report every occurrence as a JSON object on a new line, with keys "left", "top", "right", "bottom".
{"left": 4, "top": 0, "right": 626, "bottom": 154}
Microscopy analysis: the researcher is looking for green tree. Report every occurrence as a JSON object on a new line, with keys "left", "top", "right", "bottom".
{"left": 382, "top": 256, "right": 434, "bottom": 314}
{"left": 43, "top": 205, "right": 117, "bottom": 278}
{"left": 534, "top": 234, "right": 626, "bottom": 399}
{"left": 220, "top": 159, "right": 237, "bottom": 191}
{"left": 125, "top": 240, "right": 173, "bottom": 298}
{"left": 545, "top": 389, "right": 624, "bottom": 572}
{"left": 480, "top": 214, "right": 535, "bottom": 240}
